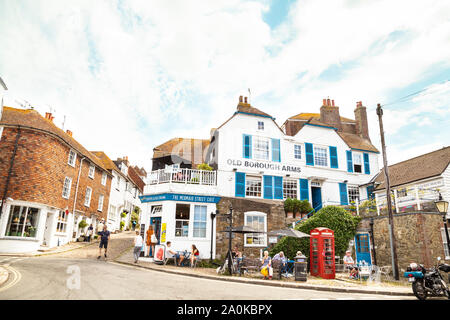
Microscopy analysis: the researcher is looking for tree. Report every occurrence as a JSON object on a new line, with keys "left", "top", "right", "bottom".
{"left": 270, "top": 206, "right": 361, "bottom": 259}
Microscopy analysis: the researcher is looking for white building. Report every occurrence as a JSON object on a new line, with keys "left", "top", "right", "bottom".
{"left": 92, "top": 153, "right": 145, "bottom": 232}
{"left": 139, "top": 96, "right": 380, "bottom": 259}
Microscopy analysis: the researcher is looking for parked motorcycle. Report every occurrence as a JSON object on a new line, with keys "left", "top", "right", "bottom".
{"left": 404, "top": 257, "right": 450, "bottom": 300}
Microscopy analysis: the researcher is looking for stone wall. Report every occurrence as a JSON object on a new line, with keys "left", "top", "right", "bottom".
{"left": 215, "top": 197, "right": 286, "bottom": 259}
{"left": 358, "top": 212, "right": 447, "bottom": 270}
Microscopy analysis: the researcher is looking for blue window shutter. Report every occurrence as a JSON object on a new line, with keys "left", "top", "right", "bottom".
{"left": 272, "top": 139, "right": 281, "bottom": 162}
{"left": 339, "top": 183, "right": 348, "bottom": 205}
{"left": 263, "top": 175, "right": 273, "bottom": 199}
{"left": 243, "top": 134, "right": 252, "bottom": 159}
{"left": 367, "top": 185, "right": 374, "bottom": 200}
{"left": 299, "top": 179, "right": 309, "bottom": 201}
{"left": 274, "top": 176, "right": 283, "bottom": 199}
{"left": 305, "top": 143, "right": 314, "bottom": 166}
{"left": 363, "top": 153, "right": 370, "bottom": 174}
{"left": 235, "top": 172, "right": 246, "bottom": 197}
{"left": 329, "top": 146, "right": 338, "bottom": 168}
{"left": 346, "top": 150, "right": 353, "bottom": 173}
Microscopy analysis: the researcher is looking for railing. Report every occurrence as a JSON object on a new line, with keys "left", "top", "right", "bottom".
{"left": 148, "top": 168, "right": 217, "bottom": 186}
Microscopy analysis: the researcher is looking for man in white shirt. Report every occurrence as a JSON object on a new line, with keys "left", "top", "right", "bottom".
{"left": 166, "top": 241, "right": 180, "bottom": 266}
{"left": 133, "top": 231, "right": 143, "bottom": 263}
{"left": 343, "top": 250, "right": 355, "bottom": 270}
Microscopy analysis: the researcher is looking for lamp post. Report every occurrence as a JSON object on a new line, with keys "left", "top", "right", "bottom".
{"left": 227, "top": 204, "right": 233, "bottom": 275}
{"left": 435, "top": 193, "right": 450, "bottom": 258}
{"left": 210, "top": 210, "right": 218, "bottom": 262}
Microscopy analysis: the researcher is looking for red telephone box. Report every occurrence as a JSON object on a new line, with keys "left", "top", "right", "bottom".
{"left": 310, "top": 227, "right": 335, "bottom": 279}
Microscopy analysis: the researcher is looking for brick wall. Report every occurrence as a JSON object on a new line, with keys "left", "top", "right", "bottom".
{"left": 215, "top": 197, "right": 286, "bottom": 259}
{"left": 0, "top": 127, "right": 112, "bottom": 219}
{"left": 358, "top": 212, "right": 447, "bottom": 270}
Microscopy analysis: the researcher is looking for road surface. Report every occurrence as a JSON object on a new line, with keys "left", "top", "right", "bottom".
{"left": 0, "top": 256, "right": 414, "bottom": 300}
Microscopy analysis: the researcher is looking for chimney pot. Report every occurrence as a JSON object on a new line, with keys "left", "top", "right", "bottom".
{"left": 244, "top": 97, "right": 248, "bottom": 104}
{"left": 323, "top": 99, "right": 327, "bottom": 106}
{"left": 66, "top": 130, "right": 72, "bottom": 137}
{"left": 239, "top": 96, "right": 243, "bottom": 103}
{"left": 331, "top": 100, "right": 335, "bottom": 107}
{"left": 327, "top": 98, "right": 331, "bottom": 106}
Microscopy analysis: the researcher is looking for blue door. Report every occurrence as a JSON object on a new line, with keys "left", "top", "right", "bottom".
{"left": 354, "top": 233, "right": 372, "bottom": 265}
{"left": 311, "top": 187, "right": 322, "bottom": 211}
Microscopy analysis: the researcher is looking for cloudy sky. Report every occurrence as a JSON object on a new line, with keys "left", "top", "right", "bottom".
{"left": 1, "top": 0, "right": 449, "bottom": 172}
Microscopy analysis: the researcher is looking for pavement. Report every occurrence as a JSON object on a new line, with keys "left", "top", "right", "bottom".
{"left": 0, "top": 231, "right": 414, "bottom": 297}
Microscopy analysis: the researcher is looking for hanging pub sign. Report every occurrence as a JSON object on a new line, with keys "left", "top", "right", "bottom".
{"left": 226, "top": 159, "right": 301, "bottom": 173}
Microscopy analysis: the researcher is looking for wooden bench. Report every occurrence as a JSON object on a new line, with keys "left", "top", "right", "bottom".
{"left": 239, "top": 258, "right": 260, "bottom": 276}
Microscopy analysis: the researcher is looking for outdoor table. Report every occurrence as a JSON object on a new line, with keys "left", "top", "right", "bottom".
{"left": 178, "top": 251, "right": 191, "bottom": 266}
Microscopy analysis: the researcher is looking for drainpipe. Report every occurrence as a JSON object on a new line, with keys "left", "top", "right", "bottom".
{"left": 369, "top": 218, "right": 377, "bottom": 266}
{"left": 0, "top": 126, "right": 21, "bottom": 218}
{"left": 72, "top": 157, "right": 86, "bottom": 239}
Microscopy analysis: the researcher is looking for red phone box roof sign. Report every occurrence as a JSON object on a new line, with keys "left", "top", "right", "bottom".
{"left": 310, "top": 227, "right": 334, "bottom": 236}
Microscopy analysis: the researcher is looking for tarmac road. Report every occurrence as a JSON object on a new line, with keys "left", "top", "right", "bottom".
{"left": 0, "top": 256, "right": 414, "bottom": 300}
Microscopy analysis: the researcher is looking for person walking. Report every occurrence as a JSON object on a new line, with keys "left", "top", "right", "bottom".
{"left": 96, "top": 219, "right": 104, "bottom": 236}
{"left": 86, "top": 224, "right": 94, "bottom": 242}
{"left": 98, "top": 225, "right": 110, "bottom": 259}
{"left": 133, "top": 231, "right": 143, "bottom": 263}
{"left": 146, "top": 225, "right": 156, "bottom": 257}
{"left": 132, "top": 220, "right": 137, "bottom": 231}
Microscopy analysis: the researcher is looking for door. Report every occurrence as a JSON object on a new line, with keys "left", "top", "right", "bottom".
{"left": 311, "top": 187, "right": 322, "bottom": 211}
{"left": 354, "top": 233, "right": 372, "bottom": 265}
{"left": 150, "top": 217, "right": 162, "bottom": 244}
{"left": 43, "top": 212, "right": 53, "bottom": 246}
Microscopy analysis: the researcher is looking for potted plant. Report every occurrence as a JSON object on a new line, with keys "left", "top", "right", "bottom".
{"left": 120, "top": 221, "right": 125, "bottom": 231}
{"left": 121, "top": 211, "right": 127, "bottom": 218}
{"left": 284, "top": 198, "right": 294, "bottom": 218}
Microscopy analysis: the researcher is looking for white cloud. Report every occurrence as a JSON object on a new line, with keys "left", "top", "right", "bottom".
{"left": 1, "top": 0, "right": 449, "bottom": 171}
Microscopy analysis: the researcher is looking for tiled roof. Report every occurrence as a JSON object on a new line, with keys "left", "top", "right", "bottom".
{"left": 127, "top": 165, "right": 145, "bottom": 193}
{"left": 1, "top": 107, "right": 110, "bottom": 173}
{"left": 236, "top": 103, "right": 274, "bottom": 119}
{"left": 289, "top": 112, "right": 356, "bottom": 123}
{"left": 374, "top": 146, "right": 450, "bottom": 190}
{"left": 336, "top": 132, "right": 380, "bottom": 153}
{"left": 153, "top": 138, "right": 210, "bottom": 166}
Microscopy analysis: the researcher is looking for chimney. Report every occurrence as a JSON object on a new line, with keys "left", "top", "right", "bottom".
{"left": 239, "top": 96, "right": 243, "bottom": 103}
{"left": 66, "top": 130, "right": 72, "bottom": 137}
{"left": 123, "top": 156, "right": 128, "bottom": 161}
{"left": 354, "top": 101, "right": 370, "bottom": 140}
{"left": 320, "top": 98, "right": 342, "bottom": 131}
{"left": 244, "top": 96, "right": 248, "bottom": 104}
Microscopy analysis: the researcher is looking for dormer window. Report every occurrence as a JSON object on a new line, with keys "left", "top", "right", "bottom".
{"left": 258, "top": 121, "right": 264, "bottom": 131}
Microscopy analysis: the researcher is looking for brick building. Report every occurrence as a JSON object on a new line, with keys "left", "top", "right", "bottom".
{"left": 0, "top": 106, "right": 113, "bottom": 253}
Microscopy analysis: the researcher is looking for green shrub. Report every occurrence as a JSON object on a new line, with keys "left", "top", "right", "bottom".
{"left": 270, "top": 206, "right": 361, "bottom": 260}
{"left": 284, "top": 198, "right": 295, "bottom": 215}
{"left": 197, "top": 163, "right": 213, "bottom": 171}
{"left": 120, "top": 221, "right": 125, "bottom": 230}
{"left": 78, "top": 220, "right": 88, "bottom": 229}
{"left": 121, "top": 212, "right": 127, "bottom": 218}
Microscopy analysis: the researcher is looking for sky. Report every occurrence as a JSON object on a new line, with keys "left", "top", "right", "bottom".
{"left": 0, "top": 0, "right": 449, "bottom": 173}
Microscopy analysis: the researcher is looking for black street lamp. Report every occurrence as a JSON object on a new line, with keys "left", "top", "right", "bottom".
{"left": 435, "top": 193, "right": 450, "bottom": 258}
{"left": 227, "top": 204, "right": 233, "bottom": 276}
{"left": 210, "top": 210, "right": 218, "bottom": 262}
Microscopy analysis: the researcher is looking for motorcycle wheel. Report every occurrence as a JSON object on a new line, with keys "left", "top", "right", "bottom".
{"left": 412, "top": 281, "right": 427, "bottom": 300}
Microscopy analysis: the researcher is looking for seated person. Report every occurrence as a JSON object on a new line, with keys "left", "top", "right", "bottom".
{"left": 349, "top": 266, "right": 359, "bottom": 279}
{"left": 189, "top": 244, "right": 200, "bottom": 267}
{"left": 272, "top": 251, "right": 288, "bottom": 274}
{"left": 260, "top": 250, "right": 273, "bottom": 280}
{"left": 165, "top": 241, "right": 180, "bottom": 265}
{"left": 343, "top": 250, "right": 355, "bottom": 271}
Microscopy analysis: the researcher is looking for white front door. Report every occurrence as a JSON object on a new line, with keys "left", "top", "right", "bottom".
{"left": 43, "top": 212, "right": 54, "bottom": 246}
